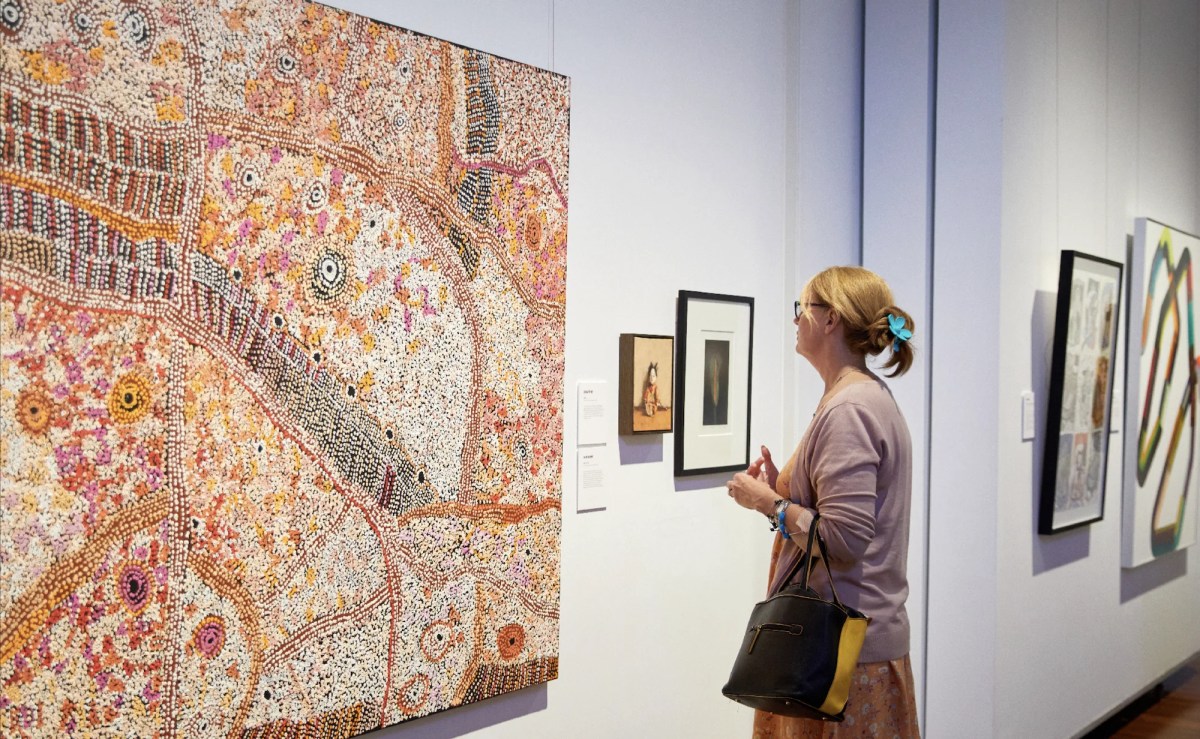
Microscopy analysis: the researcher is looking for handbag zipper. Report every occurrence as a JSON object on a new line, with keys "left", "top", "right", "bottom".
{"left": 746, "top": 623, "right": 805, "bottom": 654}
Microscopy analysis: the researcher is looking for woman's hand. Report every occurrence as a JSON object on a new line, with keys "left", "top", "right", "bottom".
{"left": 726, "top": 472, "right": 779, "bottom": 516}
{"left": 746, "top": 445, "right": 780, "bottom": 488}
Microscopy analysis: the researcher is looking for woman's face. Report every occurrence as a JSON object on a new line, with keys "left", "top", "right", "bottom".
{"left": 794, "top": 293, "right": 827, "bottom": 359}
{"left": 648, "top": 366, "right": 657, "bottom": 384}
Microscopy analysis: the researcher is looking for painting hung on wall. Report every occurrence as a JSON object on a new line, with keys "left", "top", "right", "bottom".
{"left": 674, "top": 291, "right": 754, "bottom": 476}
{"left": 0, "top": 1, "right": 569, "bottom": 736}
{"left": 1123, "top": 219, "right": 1200, "bottom": 567}
{"left": 1038, "top": 251, "right": 1123, "bottom": 534}
{"left": 619, "top": 334, "right": 674, "bottom": 434}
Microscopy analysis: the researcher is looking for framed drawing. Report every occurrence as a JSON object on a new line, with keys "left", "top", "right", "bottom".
{"left": 619, "top": 334, "right": 675, "bottom": 434}
{"left": 1123, "top": 219, "right": 1200, "bottom": 567}
{"left": 674, "top": 291, "right": 754, "bottom": 476}
{"left": 1039, "top": 251, "right": 1123, "bottom": 534}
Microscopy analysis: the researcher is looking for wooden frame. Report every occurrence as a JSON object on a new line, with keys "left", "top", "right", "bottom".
{"left": 618, "top": 334, "right": 675, "bottom": 435}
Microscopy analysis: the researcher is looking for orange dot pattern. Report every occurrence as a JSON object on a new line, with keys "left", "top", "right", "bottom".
{"left": 106, "top": 372, "right": 153, "bottom": 425}
{"left": 15, "top": 387, "right": 51, "bottom": 434}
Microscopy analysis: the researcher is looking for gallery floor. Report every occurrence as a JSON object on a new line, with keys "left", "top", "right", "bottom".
{"left": 1084, "top": 653, "right": 1200, "bottom": 738}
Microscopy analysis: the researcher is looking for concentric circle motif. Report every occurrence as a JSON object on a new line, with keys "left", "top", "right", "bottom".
{"left": 192, "top": 615, "right": 226, "bottom": 659}
{"left": 120, "top": 6, "right": 153, "bottom": 52}
{"left": 524, "top": 213, "right": 543, "bottom": 249}
{"left": 497, "top": 623, "right": 525, "bottom": 660}
{"left": 70, "top": 3, "right": 96, "bottom": 40}
{"left": 397, "top": 674, "right": 430, "bottom": 713}
{"left": 420, "top": 621, "right": 455, "bottom": 662}
{"left": 235, "top": 162, "right": 262, "bottom": 190}
{"left": 305, "top": 181, "right": 328, "bottom": 212}
{"left": 108, "top": 372, "right": 153, "bottom": 424}
{"left": 16, "top": 388, "right": 52, "bottom": 434}
{"left": 311, "top": 250, "right": 349, "bottom": 303}
{"left": 273, "top": 49, "right": 299, "bottom": 80}
{"left": 116, "top": 563, "right": 152, "bottom": 614}
{"left": 0, "top": 0, "right": 25, "bottom": 36}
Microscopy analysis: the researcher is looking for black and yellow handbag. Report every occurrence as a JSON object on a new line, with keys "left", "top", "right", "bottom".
{"left": 721, "top": 514, "right": 870, "bottom": 721}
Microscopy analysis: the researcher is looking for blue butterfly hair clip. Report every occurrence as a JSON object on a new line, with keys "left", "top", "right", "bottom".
{"left": 887, "top": 314, "right": 912, "bottom": 352}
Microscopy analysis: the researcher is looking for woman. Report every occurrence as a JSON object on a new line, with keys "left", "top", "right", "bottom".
{"left": 726, "top": 266, "right": 919, "bottom": 738}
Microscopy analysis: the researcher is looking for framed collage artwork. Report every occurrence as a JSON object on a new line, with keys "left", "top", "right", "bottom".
{"left": 1039, "top": 251, "right": 1123, "bottom": 535}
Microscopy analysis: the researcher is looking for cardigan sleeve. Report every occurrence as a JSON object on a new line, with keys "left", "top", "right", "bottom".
{"left": 806, "top": 402, "right": 884, "bottom": 564}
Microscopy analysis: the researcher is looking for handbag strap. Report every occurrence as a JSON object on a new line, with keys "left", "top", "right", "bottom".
{"left": 776, "top": 513, "right": 846, "bottom": 608}
{"left": 777, "top": 514, "right": 817, "bottom": 589}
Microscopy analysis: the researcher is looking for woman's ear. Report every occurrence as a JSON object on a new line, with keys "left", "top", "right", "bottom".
{"left": 824, "top": 311, "right": 839, "bottom": 331}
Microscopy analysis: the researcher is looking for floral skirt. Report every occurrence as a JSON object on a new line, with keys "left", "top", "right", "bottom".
{"left": 751, "top": 654, "right": 921, "bottom": 739}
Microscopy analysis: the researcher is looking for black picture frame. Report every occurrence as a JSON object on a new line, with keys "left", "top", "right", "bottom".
{"left": 1039, "top": 250, "right": 1123, "bottom": 535}
{"left": 674, "top": 290, "right": 755, "bottom": 476}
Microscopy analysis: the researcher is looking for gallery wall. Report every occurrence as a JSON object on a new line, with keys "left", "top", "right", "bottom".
{"left": 861, "top": 1, "right": 935, "bottom": 719}
{"left": 926, "top": 0, "right": 1006, "bottom": 733}
{"left": 992, "top": 1, "right": 1200, "bottom": 737}
{"left": 328, "top": 1, "right": 862, "bottom": 737}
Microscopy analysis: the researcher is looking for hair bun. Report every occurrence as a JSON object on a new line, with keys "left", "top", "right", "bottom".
{"left": 868, "top": 306, "right": 915, "bottom": 377}
{"left": 803, "top": 266, "right": 914, "bottom": 377}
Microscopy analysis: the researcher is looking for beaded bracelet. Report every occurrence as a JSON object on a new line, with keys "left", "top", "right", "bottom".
{"left": 768, "top": 498, "right": 792, "bottom": 539}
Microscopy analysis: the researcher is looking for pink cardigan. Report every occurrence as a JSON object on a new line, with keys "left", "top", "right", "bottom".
{"left": 769, "top": 378, "right": 914, "bottom": 663}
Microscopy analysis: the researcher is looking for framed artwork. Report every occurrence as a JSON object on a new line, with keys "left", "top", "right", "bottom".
{"left": 0, "top": 1, "right": 569, "bottom": 736}
{"left": 1123, "top": 219, "right": 1200, "bottom": 567}
{"left": 619, "top": 334, "right": 675, "bottom": 434}
{"left": 1039, "top": 251, "right": 1123, "bottom": 534}
{"left": 674, "top": 291, "right": 754, "bottom": 476}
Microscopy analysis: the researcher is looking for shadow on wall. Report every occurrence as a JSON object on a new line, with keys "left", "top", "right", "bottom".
{"left": 381, "top": 684, "right": 548, "bottom": 739}
{"left": 1121, "top": 548, "right": 1190, "bottom": 603}
{"left": 1030, "top": 288, "right": 1092, "bottom": 574}
{"left": 619, "top": 434, "right": 665, "bottom": 466}
{"left": 674, "top": 470, "right": 733, "bottom": 493}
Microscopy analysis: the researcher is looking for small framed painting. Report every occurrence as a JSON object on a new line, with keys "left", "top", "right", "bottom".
{"left": 1039, "top": 250, "right": 1123, "bottom": 535}
{"left": 619, "top": 334, "right": 675, "bottom": 435}
{"left": 674, "top": 290, "right": 754, "bottom": 476}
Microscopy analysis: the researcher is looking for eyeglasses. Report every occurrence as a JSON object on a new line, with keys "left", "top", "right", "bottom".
{"left": 794, "top": 301, "right": 829, "bottom": 319}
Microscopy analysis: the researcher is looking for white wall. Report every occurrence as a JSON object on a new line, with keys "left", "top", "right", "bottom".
{"left": 862, "top": 1, "right": 935, "bottom": 724}
{"left": 993, "top": 1, "right": 1200, "bottom": 738}
{"left": 786, "top": 1, "right": 864, "bottom": 441}
{"left": 926, "top": 0, "right": 1007, "bottom": 735}
{"left": 330, "top": 1, "right": 792, "bottom": 737}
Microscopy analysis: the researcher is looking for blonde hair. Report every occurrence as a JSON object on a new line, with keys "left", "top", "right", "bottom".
{"left": 802, "top": 266, "right": 915, "bottom": 377}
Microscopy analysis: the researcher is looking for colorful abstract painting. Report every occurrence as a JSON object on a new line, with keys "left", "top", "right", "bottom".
{"left": 1123, "top": 219, "right": 1199, "bottom": 567}
{"left": 0, "top": 1, "right": 569, "bottom": 735}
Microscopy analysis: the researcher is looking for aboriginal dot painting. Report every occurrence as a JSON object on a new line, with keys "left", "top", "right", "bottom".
{"left": 1123, "top": 220, "right": 1199, "bottom": 567}
{"left": 0, "top": 0, "right": 569, "bottom": 736}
